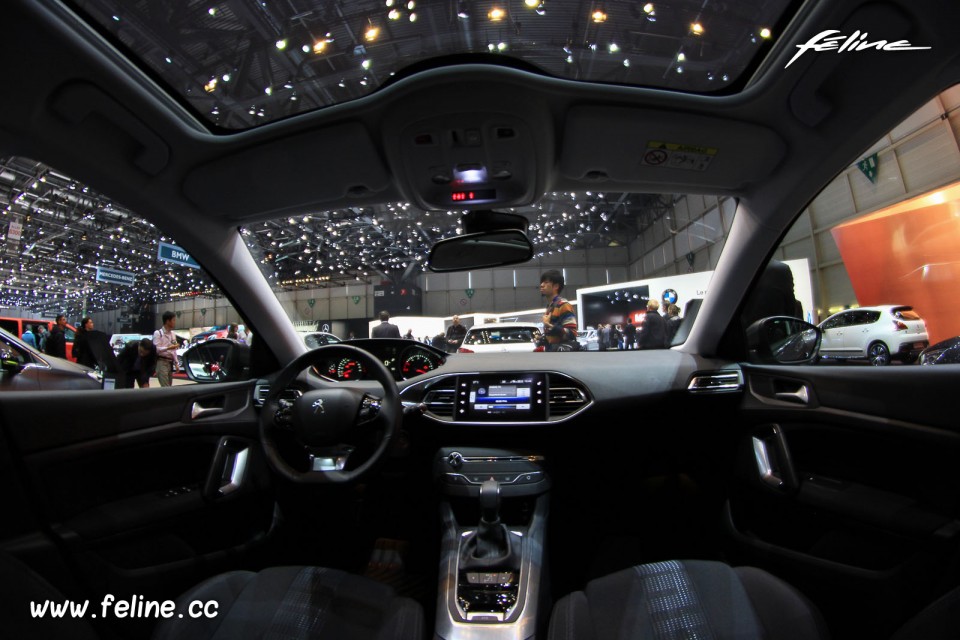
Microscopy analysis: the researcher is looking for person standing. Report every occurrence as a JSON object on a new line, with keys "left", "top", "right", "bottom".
{"left": 637, "top": 300, "right": 667, "bottom": 349}
{"left": 72, "top": 316, "right": 98, "bottom": 368}
{"left": 21, "top": 325, "right": 37, "bottom": 348}
{"left": 664, "top": 304, "right": 682, "bottom": 346}
{"left": 153, "top": 311, "right": 179, "bottom": 387}
{"left": 117, "top": 338, "right": 158, "bottom": 388}
{"left": 623, "top": 319, "right": 637, "bottom": 350}
{"left": 371, "top": 311, "right": 401, "bottom": 338}
{"left": 444, "top": 315, "right": 467, "bottom": 353}
{"left": 539, "top": 270, "right": 578, "bottom": 351}
{"left": 45, "top": 314, "right": 68, "bottom": 359}
{"left": 226, "top": 323, "right": 239, "bottom": 340}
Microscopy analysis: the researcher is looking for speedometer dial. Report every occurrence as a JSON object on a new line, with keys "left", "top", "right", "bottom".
{"left": 401, "top": 351, "right": 437, "bottom": 379}
{"left": 333, "top": 358, "right": 365, "bottom": 380}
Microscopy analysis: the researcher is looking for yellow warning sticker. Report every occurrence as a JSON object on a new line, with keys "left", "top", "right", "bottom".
{"left": 642, "top": 141, "right": 718, "bottom": 171}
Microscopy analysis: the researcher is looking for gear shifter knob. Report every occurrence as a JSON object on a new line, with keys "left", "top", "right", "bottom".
{"left": 479, "top": 478, "right": 500, "bottom": 524}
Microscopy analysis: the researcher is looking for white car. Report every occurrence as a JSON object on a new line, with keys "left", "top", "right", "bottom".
{"left": 300, "top": 331, "right": 342, "bottom": 349}
{"left": 818, "top": 306, "right": 928, "bottom": 366}
{"left": 458, "top": 323, "right": 543, "bottom": 354}
{"left": 577, "top": 329, "right": 599, "bottom": 351}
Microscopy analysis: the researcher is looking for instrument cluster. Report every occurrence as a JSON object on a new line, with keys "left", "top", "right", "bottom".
{"left": 313, "top": 340, "right": 447, "bottom": 382}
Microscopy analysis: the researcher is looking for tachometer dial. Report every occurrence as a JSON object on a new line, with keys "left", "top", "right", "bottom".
{"left": 401, "top": 352, "right": 436, "bottom": 379}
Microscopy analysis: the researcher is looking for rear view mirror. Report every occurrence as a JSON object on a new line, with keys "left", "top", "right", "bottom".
{"left": 746, "top": 317, "right": 821, "bottom": 365}
{"left": 182, "top": 338, "right": 250, "bottom": 382}
{"left": 428, "top": 229, "right": 534, "bottom": 272}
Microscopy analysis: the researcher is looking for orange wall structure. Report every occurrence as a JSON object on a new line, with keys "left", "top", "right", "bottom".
{"left": 831, "top": 182, "right": 960, "bottom": 345}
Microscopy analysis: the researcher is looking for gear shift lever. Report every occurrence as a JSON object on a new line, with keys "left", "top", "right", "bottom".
{"left": 464, "top": 478, "right": 508, "bottom": 560}
{"left": 480, "top": 478, "right": 501, "bottom": 525}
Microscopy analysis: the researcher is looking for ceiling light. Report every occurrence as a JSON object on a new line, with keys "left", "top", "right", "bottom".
{"left": 264, "top": 86, "right": 273, "bottom": 95}
{"left": 222, "top": 73, "right": 231, "bottom": 81}
{"left": 365, "top": 25, "right": 380, "bottom": 40}
{"left": 409, "top": 11, "right": 417, "bottom": 21}
{"left": 608, "top": 43, "right": 619, "bottom": 53}
{"left": 676, "top": 66, "right": 683, "bottom": 73}
{"left": 488, "top": 7, "right": 505, "bottom": 21}
{"left": 691, "top": 22, "right": 704, "bottom": 35}
{"left": 275, "top": 38, "right": 288, "bottom": 50}
{"left": 313, "top": 40, "right": 327, "bottom": 54}
{"left": 677, "top": 52, "right": 686, "bottom": 62}
{"left": 204, "top": 78, "right": 218, "bottom": 93}
{"left": 591, "top": 10, "right": 607, "bottom": 23}
{"left": 497, "top": 42, "right": 507, "bottom": 51}
{"left": 388, "top": 8, "right": 401, "bottom": 19}
{"left": 536, "top": 3, "right": 546, "bottom": 15}
{"left": 623, "top": 58, "right": 630, "bottom": 67}
{"left": 386, "top": 0, "right": 394, "bottom": 5}
{"left": 361, "top": 58, "right": 372, "bottom": 69}
{"left": 566, "top": 55, "right": 573, "bottom": 63}
{"left": 407, "top": 0, "right": 415, "bottom": 9}
{"left": 207, "top": 7, "right": 217, "bottom": 16}
{"left": 760, "top": 27, "right": 772, "bottom": 39}
{"left": 643, "top": 3, "right": 654, "bottom": 14}
{"left": 164, "top": 57, "right": 172, "bottom": 64}
{"left": 524, "top": 0, "right": 538, "bottom": 6}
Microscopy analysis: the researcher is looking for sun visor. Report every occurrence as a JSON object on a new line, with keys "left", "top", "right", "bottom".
{"left": 183, "top": 122, "right": 391, "bottom": 218}
{"left": 559, "top": 107, "right": 785, "bottom": 190}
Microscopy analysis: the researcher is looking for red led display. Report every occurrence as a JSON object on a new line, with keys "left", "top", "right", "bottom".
{"left": 451, "top": 188, "right": 496, "bottom": 202}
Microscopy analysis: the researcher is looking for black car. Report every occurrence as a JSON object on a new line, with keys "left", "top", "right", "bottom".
{"left": 920, "top": 336, "right": 960, "bottom": 365}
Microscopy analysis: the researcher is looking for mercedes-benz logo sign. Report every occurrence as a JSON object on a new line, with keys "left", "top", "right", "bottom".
{"left": 312, "top": 399, "right": 325, "bottom": 414}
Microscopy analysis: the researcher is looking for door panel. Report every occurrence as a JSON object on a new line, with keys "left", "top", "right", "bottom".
{"left": 728, "top": 364, "right": 960, "bottom": 639}
{"left": 0, "top": 383, "right": 275, "bottom": 599}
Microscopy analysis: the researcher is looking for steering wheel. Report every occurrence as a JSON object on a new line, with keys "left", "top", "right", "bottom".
{"left": 259, "top": 344, "right": 401, "bottom": 483}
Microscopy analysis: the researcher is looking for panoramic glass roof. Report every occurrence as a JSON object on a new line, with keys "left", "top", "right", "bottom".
{"left": 69, "top": 0, "right": 796, "bottom": 130}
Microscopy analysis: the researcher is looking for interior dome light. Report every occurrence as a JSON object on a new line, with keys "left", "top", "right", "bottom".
{"left": 488, "top": 7, "right": 505, "bottom": 21}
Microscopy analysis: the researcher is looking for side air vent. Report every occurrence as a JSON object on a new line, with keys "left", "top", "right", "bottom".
{"left": 688, "top": 370, "right": 743, "bottom": 394}
{"left": 423, "top": 379, "right": 457, "bottom": 420}
{"left": 547, "top": 373, "right": 591, "bottom": 420}
{"left": 253, "top": 382, "right": 269, "bottom": 407}
{"left": 252, "top": 383, "right": 302, "bottom": 407}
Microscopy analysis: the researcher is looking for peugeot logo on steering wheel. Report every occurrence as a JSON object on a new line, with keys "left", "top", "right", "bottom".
{"left": 311, "top": 399, "right": 325, "bottom": 414}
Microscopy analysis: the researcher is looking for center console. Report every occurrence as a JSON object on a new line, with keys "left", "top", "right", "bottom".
{"left": 433, "top": 447, "right": 551, "bottom": 640}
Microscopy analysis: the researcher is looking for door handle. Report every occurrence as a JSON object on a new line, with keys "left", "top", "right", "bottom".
{"left": 751, "top": 424, "right": 799, "bottom": 495}
{"left": 191, "top": 400, "right": 224, "bottom": 419}
{"left": 774, "top": 386, "right": 809, "bottom": 405}
{"left": 204, "top": 437, "right": 250, "bottom": 499}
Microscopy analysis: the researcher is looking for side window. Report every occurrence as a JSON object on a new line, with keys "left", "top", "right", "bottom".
{"left": 0, "top": 155, "right": 251, "bottom": 390}
{"left": 748, "top": 86, "right": 960, "bottom": 367}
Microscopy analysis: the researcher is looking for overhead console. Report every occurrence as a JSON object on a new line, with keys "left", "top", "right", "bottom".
{"left": 402, "top": 372, "right": 591, "bottom": 425}
{"left": 394, "top": 112, "right": 543, "bottom": 210}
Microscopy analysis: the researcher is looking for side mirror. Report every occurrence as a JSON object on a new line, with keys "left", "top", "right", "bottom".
{"left": 746, "top": 317, "right": 821, "bottom": 365}
{"left": 428, "top": 229, "right": 534, "bottom": 272}
{"left": 182, "top": 338, "right": 250, "bottom": 382}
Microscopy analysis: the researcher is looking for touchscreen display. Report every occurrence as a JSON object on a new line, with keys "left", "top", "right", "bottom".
{"left": 457, "top": 373, "right": 546, "bottom": 421}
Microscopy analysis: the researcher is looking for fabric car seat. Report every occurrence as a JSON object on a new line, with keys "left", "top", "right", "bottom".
{"left": 152, "top": 565, "right": 424, "bottom": 639}
{"left": 0, "top": 551, "right": 423, "bottom": 640}
{"left": 548, "top": 559, "right": 829, "bottom": 640}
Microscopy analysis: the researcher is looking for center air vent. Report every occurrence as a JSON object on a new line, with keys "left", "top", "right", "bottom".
{"left": 423, "top": 379, "right": 457, "bottom": 420}
{"left": 547, "top": 373, "right": 591, "bottom": 420}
